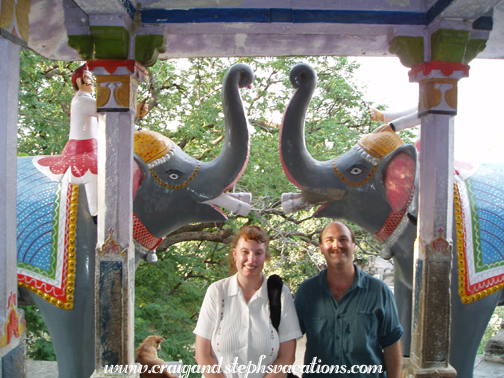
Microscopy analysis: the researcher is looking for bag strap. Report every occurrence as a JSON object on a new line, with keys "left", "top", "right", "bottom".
{"left": 267, "top": 274, "right": 283, "bottom": 333}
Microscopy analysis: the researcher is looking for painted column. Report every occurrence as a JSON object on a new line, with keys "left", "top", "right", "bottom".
{"left": 88, "top": 59, "right": 146, "bottom": 378}
{"left": 404, "top": 61, "right": 469, "bottom": 378}
{"left": 0, "top": 2, "right": 29, "bottom": 371}
{"left": 389, "top": 23, "right": 488, "bottom": 377}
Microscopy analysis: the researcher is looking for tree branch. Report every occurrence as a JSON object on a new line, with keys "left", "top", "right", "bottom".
{"left": 158, "top": 227, "right": 234, "bottom": 250}
{"left": 168, "top": 270, "right": 205, "bottom": 296}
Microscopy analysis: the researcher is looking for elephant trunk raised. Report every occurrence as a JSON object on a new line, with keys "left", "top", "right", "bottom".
{"left": 279, "top": 63, "right": 346, "bottom": 212}
{"left": 193, "top": 63, "right": 254, "bottom": 199}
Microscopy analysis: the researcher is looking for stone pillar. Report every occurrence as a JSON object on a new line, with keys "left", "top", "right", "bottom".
{"left": 389, "top": 21, "right": 489, "bottom": 377}
{"left": 483, "top": 319, "right": 504, "bottom": 364}
{"left": 88, "top": 59, "right": 146, "bottom": 378}
{"left": 0, "top": 36, "right": 26, "bottom": 378}
{"left": 403, "top": 61, "right": 469, "bottom": 378}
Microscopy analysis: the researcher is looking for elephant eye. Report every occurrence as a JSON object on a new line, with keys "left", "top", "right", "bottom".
{"left": 349, "top": 166, "right": 364, "bottom": 175}
{"left": 166, "top": 170, "right": 182, "bottom": 180}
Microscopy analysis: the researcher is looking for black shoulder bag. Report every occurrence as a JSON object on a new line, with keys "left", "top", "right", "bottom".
{"left": 267, "top": 275, "right": 299, "bottom": 378}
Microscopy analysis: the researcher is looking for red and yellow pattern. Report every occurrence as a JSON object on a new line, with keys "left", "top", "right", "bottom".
{"left": 357, "top": 125, "right": 405, "bottom": 161}
{"left": 1, "top": 292, "right": 25, "bottom": 348}
{"left": 134, "top": 130, "right": 173, "bottom": 166}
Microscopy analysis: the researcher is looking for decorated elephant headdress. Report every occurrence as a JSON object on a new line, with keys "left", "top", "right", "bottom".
{"left": 356, "top": 124, "right": 406, "bottom": 165}
{"left": 134, "top": 129, "right": 175, "bottom": 169}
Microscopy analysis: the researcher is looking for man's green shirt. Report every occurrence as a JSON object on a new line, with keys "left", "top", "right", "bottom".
{"left": 294, "top": 266, "right": 403, "bottom": 377}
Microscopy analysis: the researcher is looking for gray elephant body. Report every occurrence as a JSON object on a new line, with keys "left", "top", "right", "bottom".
{"left": 18, "top": 180, "right": 97, "bottom": 378}
{"left": 17, "top": 63, "right": 254, "bottom": 378}
{"left": 279, "top": 63, "right": 504, "bottom": 378}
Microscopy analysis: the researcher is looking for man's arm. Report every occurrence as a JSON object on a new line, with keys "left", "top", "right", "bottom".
{"left": 383, "top": 340, "right": 403, "bottom": 378}
{"left": 368, "top": 106, "right": 419, "bottom": 131}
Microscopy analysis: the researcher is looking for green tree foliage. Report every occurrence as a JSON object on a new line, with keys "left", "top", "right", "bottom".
{"left": 18, "top": 51, "right": 81, "bottom": 155}
{"left": 478, "top": 307, "right": 504, "bottom": 354}
{"left": 23, "top": 305, "right": 56, "bottom": 361}
{"left": 18, "top": 50, "right": 417, "bottom": 367}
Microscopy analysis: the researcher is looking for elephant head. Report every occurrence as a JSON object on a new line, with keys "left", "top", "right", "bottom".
{"left": 279, "top": 64, "right": 504, "bottom": 378}
{"left": 280, "top": 63, "right": 418, "bottom": 236}
{"left": 133, "top": 63, "right": 254, "bottom": 239}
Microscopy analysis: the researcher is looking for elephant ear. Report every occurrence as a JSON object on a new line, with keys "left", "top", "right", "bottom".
{"left": 378, "top": 144, "right": 417, "bottom": 213}
{"left": 133, "top": 160, "right": 146, "bottom": 200}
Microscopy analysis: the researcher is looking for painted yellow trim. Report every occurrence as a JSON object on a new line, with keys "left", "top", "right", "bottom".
{"left": 150, "top": 163, "right": 201, "bottom": 190}
{"left": 454, "top": 183, "right": 503, "bottom": 305}
{"left": 17, "top": 185, "right": 79, "bottom": 310}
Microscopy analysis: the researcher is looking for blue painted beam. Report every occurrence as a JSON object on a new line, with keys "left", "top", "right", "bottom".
{"left": 473, "top": 16, "right": 493, "bottom": 31}
{"left": 121, "top": 0, "right": 136, "bottom": 20}
{"left": 140, "top": 8, "right": 426, "bottom": 25}
{"left": 426, "top": 0, "right": 454, "bottom": 25}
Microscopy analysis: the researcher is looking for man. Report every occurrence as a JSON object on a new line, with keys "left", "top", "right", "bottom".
{"left": 34, "top": 64, "right": 100, "bottom": 215}
{"left": 294, "top": 221, "right": 403, "bottom": 377}
{"left": 35, "top": 65, "right": 149, "bottom": 216}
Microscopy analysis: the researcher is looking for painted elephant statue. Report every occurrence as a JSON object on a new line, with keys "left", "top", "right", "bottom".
{"left": 279, "top": 63, "right": 504, "bottom": 378}
{"left": 16, "top": 63, "right": 254, "bottom": 378}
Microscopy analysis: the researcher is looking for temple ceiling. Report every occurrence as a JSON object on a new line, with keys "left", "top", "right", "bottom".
{"left": 5, "top": 0, "right": 504, "bottom": 61}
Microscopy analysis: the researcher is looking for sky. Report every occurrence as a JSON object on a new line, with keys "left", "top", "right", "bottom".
{"left": 353, "top": 57, "right": 504, "bottom": 163}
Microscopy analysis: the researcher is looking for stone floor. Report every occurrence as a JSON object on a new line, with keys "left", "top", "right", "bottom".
{"left": 27, "top": 354, "right": 504, "bottom": 378}
{"left": 474, "top": 355, "right": 504, "bottom": 378}
{"left": 27, "top": 360, "right": 57, "bottom": 378}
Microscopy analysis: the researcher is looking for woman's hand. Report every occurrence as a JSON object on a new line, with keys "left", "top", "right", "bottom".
{"left": 263, "top": 339, "right": 296, "bottom": 378}
{"left": 195, "top": 335, "right": 227, "bottom": 378}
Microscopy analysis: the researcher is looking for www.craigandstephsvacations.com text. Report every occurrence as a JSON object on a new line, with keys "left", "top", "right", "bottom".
{"left": 104, "top": 356, "right": 383, "bottom": 377}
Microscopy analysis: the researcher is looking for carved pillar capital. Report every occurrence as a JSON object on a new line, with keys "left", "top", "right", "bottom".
{"left": 430, "top": 29, "right": 471, "bottom": 63}
{"left": 67, "top": 15, "right": 165, "bottom": 68}
{"left": 409, "top": 61, "right": 469, "bottom": 117}
{"left": 388, "top": 35, "right": 425, "bottom": 69}
{"left": 389, "top": 26, "right": 489, "bottom": 69}
{"left": 88, "top": 59, "right": 147, "bottom": 115}
{"left": 0, "top": 0, "right": 30, "bottom": 46}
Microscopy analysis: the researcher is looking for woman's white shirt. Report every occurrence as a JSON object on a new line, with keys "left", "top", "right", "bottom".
{"left": 194, "top": 273, "right": 302, "bottom": 378}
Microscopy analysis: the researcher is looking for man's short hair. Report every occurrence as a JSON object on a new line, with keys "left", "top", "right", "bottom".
{"left": 319, "top": 221, "right": 356, "bottom": 244}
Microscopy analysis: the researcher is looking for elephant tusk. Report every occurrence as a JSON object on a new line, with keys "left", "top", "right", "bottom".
{"left": 227, "top": 192, "right": 252, "bottom": 204}
{"left": 281, "top": 193, "right": 313, "bottom": 214}
{"left": 202, "top": 193, "right": 252, "bottom": 216}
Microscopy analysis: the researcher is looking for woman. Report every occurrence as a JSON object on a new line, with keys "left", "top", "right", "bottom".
{"left": 194, "top": 225, "right": 302, "bottom": 378}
